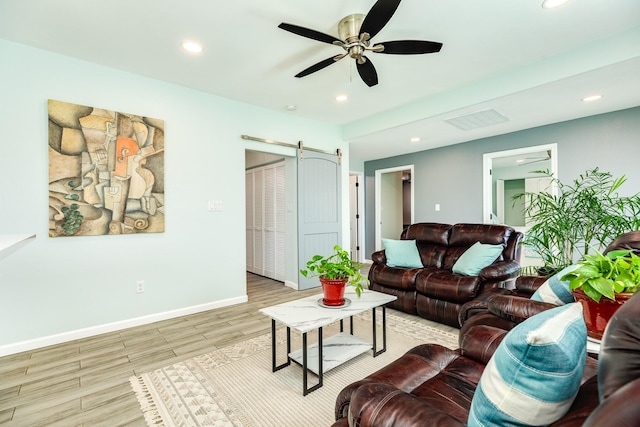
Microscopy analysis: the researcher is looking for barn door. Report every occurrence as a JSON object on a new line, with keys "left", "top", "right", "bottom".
{"left": 297, "top": 149, "right": 342, "bottom": 290}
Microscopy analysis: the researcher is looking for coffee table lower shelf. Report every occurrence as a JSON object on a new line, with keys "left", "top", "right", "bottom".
{"left": 289, "top": 332, "right": 371, "bottom": 375}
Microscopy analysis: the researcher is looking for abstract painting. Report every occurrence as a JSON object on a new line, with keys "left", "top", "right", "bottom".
{"left": 48, "top": 99, "right": 165, "bottom": 237}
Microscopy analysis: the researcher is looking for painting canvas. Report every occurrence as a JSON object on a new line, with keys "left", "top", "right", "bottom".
{"left": 48, "top": 100, "right": 165, "bottom": 237}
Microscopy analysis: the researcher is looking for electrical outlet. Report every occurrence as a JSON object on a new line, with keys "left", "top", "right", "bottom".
{"left": 136, "top": 280, "right": 145, "bottom": 293}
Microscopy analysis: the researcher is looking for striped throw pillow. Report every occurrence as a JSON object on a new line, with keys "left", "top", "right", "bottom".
{"left": 468, "top": 303, "right": 587, "bottom": 427}
{"left": 530, "top": 264, "right": 578, "bottom": 305}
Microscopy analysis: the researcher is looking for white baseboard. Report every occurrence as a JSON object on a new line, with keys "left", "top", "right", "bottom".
{"left": 284, "top": 280, "right": 298, "bottom": 290}
{"left": 0, "top": 295, "right": 248, "bottom": 357}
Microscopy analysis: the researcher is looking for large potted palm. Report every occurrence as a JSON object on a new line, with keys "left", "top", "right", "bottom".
{"left": 561, "top": 249, "right": 640, "bottom": 339}
{"left": 513, "top": 168, "right": 640, "bottom": 275}
{"left": 300, "top": 245, "right": 367, "bottom": 307}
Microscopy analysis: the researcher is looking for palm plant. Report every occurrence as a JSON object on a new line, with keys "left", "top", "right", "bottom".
{"left": 513, "top": 168, "right": 640, "bottom": 274}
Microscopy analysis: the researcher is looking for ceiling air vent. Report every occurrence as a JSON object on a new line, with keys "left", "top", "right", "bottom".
{"left": 444, "top": 109, "right": 509, "bottom": 131}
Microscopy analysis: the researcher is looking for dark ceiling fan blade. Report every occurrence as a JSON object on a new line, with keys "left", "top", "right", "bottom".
{"left": 278, "top": 23, "right": 343, "bottom": 45}
{"left": 356, "top": 57, "right": 378, "bottom": 87}
{"left": 360, "top": 0, "right": 402, "bottom": 39}
{"left": 374, "top": 40, "right": 443, "bottom": 55}
{"left": 295, "top": 55, "right": 345, "bottom": 78}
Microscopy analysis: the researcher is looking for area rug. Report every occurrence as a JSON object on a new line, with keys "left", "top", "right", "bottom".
{"left": 130, "top": 311, "right": 459, "bottom": 427}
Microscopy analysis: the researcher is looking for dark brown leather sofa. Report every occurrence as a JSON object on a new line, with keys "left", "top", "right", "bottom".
{"left": 332, "top": 290, "right": 640, "bottom": 427}
{"left": 368, "top": 223, "right": 523, "bottom": 327}
{"left": 458, "top": 230, "right": 640, "bottom": 334}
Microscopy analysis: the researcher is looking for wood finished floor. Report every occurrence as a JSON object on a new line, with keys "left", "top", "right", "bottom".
{"left": 0, "top": 269, "right": 453, "bottom": 426}
{"left": 0, "top": 273, "right": 326, "bottom": 426}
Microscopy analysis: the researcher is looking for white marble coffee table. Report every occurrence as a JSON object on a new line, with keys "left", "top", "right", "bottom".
{"left": 259, "top": 287, "right": 397, "bottom": 395}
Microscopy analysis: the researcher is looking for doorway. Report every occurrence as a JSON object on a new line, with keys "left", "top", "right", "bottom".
{"left": 375, "top": 165, "right": 414, "bottom": 251}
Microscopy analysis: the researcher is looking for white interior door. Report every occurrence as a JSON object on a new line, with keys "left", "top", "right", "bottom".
{"left": 297, "top": 150, "right": 342, "bottom": 290}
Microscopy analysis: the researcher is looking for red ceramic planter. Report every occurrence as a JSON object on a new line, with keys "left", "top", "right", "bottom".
{"left": 319, "top": 277, "right": 348, "bottom": 306}
{"left": 572, "top": 288, "right": 633, "bottom": 339}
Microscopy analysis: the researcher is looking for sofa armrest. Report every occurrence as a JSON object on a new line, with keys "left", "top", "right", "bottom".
{"left": 459, "top": 324, "right": 506, "bottom": 365}
{"left": 371, "top": 249, "right": 387, "bottom": 264}
{"left": 515, "top": 275, "right": 548, "bottom": 296}
{"left": 347, "top": 382, "right": 466, "bottom": 427}
{"left": 479, "top": 260, "right": 521, "bottom": 281}
{"left": 457, "top": 290, "right": 512, "bottom": 325}
{"left": 487, "top": 294, "right": 557, "bottom": 324}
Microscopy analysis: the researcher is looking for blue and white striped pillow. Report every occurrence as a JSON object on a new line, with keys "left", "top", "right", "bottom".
{"left": 530, "top": 264, "right": 578, "bottom": 305}
{"left": 468, "top": 302, "right": 587, "bottom": 427}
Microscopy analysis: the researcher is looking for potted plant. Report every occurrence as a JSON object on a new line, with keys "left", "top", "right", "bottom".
{"left": 561, "top": 249, "right": 640, "bottom": 339}
{"left": 513, "top": 168, "right": 640, "bottom": 275}
{"left": 300, "top": 245, "right": 367, "bottom": 306}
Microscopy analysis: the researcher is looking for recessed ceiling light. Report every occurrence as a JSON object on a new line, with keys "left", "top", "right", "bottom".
{"left": 284, "top": 104, "right": 297, "bottom": 111}
{"left": 516, "top": 159, "right": 525, "bottom": 164}
{"left": 335, "top": 95, "right": 348, "bottom": 102}
{"left": 542, "top": 0, "right": 570, "bottom": 8}
{"left": 582, "top": 94, "right": 603, "bottom": 102}
{"left": 410, "top": 137, "right": 420, "bottom": 143}
{"left": 182, "top": 40, "right": 203, "bottom": 54}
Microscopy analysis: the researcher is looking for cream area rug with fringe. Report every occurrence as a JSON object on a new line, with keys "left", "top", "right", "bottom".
{"left": 130, "top": 310, "right": 459, "bottom": 427}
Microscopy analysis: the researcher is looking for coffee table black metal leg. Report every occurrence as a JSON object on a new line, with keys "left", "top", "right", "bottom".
{"left": 271, "top": 319, "right": 291, "bottom": 372}
{"left": 302, "top": 327, "right": 323, "bottom": 396}
{"left": 372, "top": 306, "right": 388, "bottom": 357}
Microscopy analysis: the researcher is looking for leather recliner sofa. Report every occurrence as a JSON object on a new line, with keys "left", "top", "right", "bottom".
{"left": 332, "top": 290, "right": 640, "bottom": 427}
{"left": 458, "top": 230, "right": 640, "bottom": 333}
{"left": 368, "top": 223, "right": 523, "bottom": 327}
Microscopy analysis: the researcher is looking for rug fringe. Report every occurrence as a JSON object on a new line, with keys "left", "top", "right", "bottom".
{"left": 130, "top": 375, "right": 166, "bottom": 426}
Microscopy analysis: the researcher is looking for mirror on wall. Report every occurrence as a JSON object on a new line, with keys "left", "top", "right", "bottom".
{"left": 483, "top": 144, "right": 558, "bottom": 270}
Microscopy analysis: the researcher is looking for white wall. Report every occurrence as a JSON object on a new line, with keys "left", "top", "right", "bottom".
{"left": 0, "top": 39, "right": 348, "bottom": 354}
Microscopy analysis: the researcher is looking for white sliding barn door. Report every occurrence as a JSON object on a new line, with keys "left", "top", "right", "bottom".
{"left": 297, "top": 150, "right": 342, "bottom": 290}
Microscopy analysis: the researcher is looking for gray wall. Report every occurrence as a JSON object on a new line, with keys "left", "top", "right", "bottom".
{"left": 364, "top": 107, "right": 640, "bottom": 257}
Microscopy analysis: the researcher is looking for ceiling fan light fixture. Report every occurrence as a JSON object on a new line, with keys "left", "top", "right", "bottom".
{"left": 542, "top": 0, "right": 570, "bottom": 9}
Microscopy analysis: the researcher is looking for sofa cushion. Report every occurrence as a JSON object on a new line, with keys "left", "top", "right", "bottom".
{"left": 402, "top": 222, "right": 452, "bottom": 245}
{"left": 382, "top": 238, "right": 423, "bottom": 268}
{"left": 416, "top": 270, "right": 482, "bottom": 302}
{"left": 530, "top": 264, "right": 577, "bottom": 305}
{"left": 449, "top": 223, "right": 511, "bottom": 247}
{"left": 452, "top": 242, "right": 504, "bottom": 276}
{"left": 468, "top": 302, "right": 587, "bottom": 427}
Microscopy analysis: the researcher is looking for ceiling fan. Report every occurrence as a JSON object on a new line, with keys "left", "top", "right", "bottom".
{"left": 518, "top": 150, "right": 552, "bottom": 166}
{"left": 278, "top": 0, "right": 443, "bottom": 87}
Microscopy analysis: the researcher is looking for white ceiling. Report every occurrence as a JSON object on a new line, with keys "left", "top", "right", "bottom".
{"left": 1, "top": 0, "right": 639, "bottom": 161}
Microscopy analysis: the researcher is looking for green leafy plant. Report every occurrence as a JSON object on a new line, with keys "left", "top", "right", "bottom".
{"left": 513, "top": 168, "right": 640, "bottom": 274}
{"left": 562, "top": 249, "right": 640, "bottom": 302}
{"left": 300, "top": 245, "right": 367, "bottom": 297}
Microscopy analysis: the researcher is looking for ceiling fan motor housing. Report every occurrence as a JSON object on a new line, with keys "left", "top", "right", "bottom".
{"left": 338, "top": 14, "right": 369, "bottom": 60}
{"left": 338, "top": 14, "right": 365, "bottom": 43}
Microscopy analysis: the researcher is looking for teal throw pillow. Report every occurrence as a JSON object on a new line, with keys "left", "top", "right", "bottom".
{"left": 452, "top": 241, "right": 503, "bottom": 276}
{"left": 530, "top": 264, "right": 578, "bottom": 305}
{"left": 468, "top": 302, "right": 587, "bottom": 427}
{"left": 382, "top": 239, "right": 422, "bottom": 268}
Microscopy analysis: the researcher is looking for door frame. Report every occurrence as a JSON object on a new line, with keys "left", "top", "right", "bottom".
{"left": 482, "top": 144, "right": 558, "bottom": 224}
{"left": 375, "top": 165, "right": 414, "bottom": 251}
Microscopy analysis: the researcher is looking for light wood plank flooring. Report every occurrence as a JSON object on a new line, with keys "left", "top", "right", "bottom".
{"left": 0, "top": 270, "right": 456, "bottom": 427}
{"left": 0, "top": 274, "right": 323, "bottom": 426}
